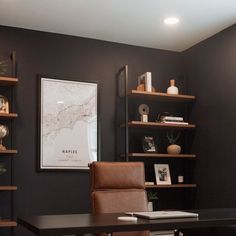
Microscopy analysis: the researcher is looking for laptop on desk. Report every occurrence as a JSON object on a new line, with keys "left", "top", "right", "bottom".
{"left": 126, "top": 211, "right": 199, "bottom": 220}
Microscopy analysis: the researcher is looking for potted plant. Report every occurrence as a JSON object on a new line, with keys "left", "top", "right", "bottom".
{"left": 0, "top": 163, "right": 7, "bottom": 175}
{"left": 147, "top": 190, "right": 158, "bottom": 211}
{"left": 167, "top": 130, "right": 181, "bottom": 154}
{"left": 0, "top": 60, "right": 7, "bottom": 75}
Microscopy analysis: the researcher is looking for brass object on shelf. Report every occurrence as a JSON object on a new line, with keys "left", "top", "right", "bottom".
{"left": 0, "top": 124, "right": 9, "bottom": 150}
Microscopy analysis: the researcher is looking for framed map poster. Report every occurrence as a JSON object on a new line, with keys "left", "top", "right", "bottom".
{"left": 38, "top": 77, "right": 99, "bottom": 171}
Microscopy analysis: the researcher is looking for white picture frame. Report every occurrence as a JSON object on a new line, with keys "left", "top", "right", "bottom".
{"left": 38, "top": 76, "right": 99, "bottom": 171}
{"left": 154, "top": 164, "right": 171, "bottom": 185}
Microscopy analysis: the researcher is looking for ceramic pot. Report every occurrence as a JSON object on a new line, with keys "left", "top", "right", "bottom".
{"left": 167, "top": 144, "right": 181, "bottom": 154}
{"left": 167, "top": 80, "right": 179, "bottom": 95}
{"left": 148, "top": 200, "right": 158, "bottom": 211}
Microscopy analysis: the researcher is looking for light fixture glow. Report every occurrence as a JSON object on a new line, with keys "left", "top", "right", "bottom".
{"left": 57, "top": 101, "right": 64, "bottom": 104}
{"left": 164, "top": 17, "right": 179, "bottom": 25}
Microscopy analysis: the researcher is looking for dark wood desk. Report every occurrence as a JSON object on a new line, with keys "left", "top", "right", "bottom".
{"left": 18, "top": 209, "right": 236, "bottom": 236}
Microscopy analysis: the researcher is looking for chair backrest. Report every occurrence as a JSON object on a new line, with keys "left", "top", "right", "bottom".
{"left": 90, "top": 162, "right": 149, "bottom": 236}
{"left": 90, "top": 161, "right": 148, "bottom": 214}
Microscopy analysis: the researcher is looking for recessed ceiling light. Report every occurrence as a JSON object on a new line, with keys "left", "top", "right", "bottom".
{"left": 164, "top": 17, "right": 179, "bottom": 25}
{"left": 57, "top": 101, "right": 64, "bottom": 104}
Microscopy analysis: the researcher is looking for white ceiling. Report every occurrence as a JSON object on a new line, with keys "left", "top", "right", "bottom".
{"left": 0, "top": 0, "right": 236, "bottom": 52}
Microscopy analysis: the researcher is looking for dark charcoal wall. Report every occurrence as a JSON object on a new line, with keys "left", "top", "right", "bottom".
{"left": 183, "top": 24, "right": 236, "bottom": 209}
{"left": 0, "top": 26, "right": 183, "bottom": 235}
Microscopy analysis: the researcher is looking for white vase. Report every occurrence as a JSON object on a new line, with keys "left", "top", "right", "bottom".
{"left": 167, "top": 80, "right": 179, "bottom": 95}
{"left": 148, "top": 202, "right": 153, "bottom": 211}
{"left": 167, "top": 144, "right": 181, "bottom": 154}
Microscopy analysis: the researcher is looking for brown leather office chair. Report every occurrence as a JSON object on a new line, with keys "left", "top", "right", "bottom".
{"left": 90, "top": 161, "right": 149, "bottom": 236}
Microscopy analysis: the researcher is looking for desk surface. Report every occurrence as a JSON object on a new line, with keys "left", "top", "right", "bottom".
{"left": 18, "top": 208, "right": 236, "bottom": 235}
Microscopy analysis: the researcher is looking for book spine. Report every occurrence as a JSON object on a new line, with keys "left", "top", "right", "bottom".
{"left": 145, "top": 181, "right": 155, "bottom": 186}
{"left": 162, "top": 116, "right": 184, "bottom": 121}
{"left": 162, "top": 121, "right": 189, "bottom": 125}
{"left": 145, "top": 72, "right": 152, "bottom": 92}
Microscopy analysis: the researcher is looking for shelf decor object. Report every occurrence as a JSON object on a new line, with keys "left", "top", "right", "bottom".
{"left": 0, "top": 124, "right": 9, "bottom": 150}
{"left": 154, "top": 164, "right": 171, "bottom": 185}
{"left": 0, "top": 162, "right": 7, "bottom": 175}
{"left": 138, "top": 104, "right": 149, "bottom": 122}
{"left": 167, "top": 130, "right": 181, "bottom": 154}
{"left": 137, "top": 72, "right": 152, "bottom": 92}
{"left": 0, "top": 95, "right": 9, "bottom": 113}
{"left": 0, "top": 60, "right": 7, "bottom": 75}
{"left": 167, "top": 79, "right": 179, "bottom": 95}
{"left": 142, "top": 136, "right": 157, "bottom": 153}
{"left": 38, "top": 77, "right": 99, "bottom": 171}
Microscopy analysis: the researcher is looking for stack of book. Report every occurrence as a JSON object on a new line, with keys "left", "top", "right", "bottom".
{"left": 160, "top": 116, "right": 189, "bottom": 125}
{"left": 145, "top": 181, "right": 155, "bottom": 186}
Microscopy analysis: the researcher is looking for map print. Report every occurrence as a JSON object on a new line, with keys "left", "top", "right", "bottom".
{"left": 40, "top": 78, "right": 97, "bottom": 169}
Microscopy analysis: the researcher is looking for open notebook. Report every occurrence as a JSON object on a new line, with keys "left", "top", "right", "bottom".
{"left": 126, "top": 211, "right": 199, "bottom": 219}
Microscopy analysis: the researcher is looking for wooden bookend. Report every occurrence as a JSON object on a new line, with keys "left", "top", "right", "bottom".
{"left": 137, "top": 84, "right": 156, "bottom": 92}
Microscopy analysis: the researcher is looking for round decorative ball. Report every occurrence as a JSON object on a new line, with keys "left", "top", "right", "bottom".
{"left": 167, "top": 144, "right": 181, "bottom": 154}
{"left": 0, "top": 125, "right": 8, "bottom": 139}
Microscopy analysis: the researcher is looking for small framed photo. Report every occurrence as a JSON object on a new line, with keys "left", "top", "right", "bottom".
{"left": 154, "top": 164, "right": 171, "bottom": 185}
{"left": 0, "top": 95, "right": 9, "bottom": 113}
{"left": 142, "top": 136, "right": 157, "bottom": 153}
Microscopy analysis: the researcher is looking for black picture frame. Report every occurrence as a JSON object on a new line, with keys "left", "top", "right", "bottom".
{"left": 142, "top": 136, "right": 157, "bottom": 153}
{"left": 37, "top": 75, "right": 100, "bottom": 172}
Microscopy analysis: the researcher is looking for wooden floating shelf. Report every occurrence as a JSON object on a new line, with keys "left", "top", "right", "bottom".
{"left": 0, "top": 77, "right": 18, "bottom": 86}
{"left": 145, "top": 184, "right": 197, "bottom": 189}
{"left": 129, "top": 90, "right": 195, "bottom": 102}
{"left": 0, "top": 113, "right": 18, "bottom": 119}
{"left": 127, "top": 153, "right": 196, "bottom": 159}
{"left": 121, "top": 121, "right": 196, "bottom": 129}
{"left": 0, "top": 220, "right": 17, "bottom": 228}
{"left": 0, "top": 186, "right": 17, "bottom": 191}
{"left": 0, "top": 150, "right": 18, "bottom": 155}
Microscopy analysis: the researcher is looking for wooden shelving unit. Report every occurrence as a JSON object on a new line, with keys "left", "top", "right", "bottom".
{"left": 0, "top": 150, "right": 18, "bottom": 155}
{"left": 0, "top": 77, "right": 18, "bottom": 86}
{"left": 0, "top": 186, "right": 17, "bottom": 191}
{"left": 0, "top": 52, "right": 18, "bottom": 232}
{"left": 117, "top": 65, "right": 197, "bottom": 210}
{"left": 0, "top": 220, "right": 17, "bottom": 228}
{"left": 145, "top": 184, "right": 197, "bottom": 189}
{"left": 0, "top": 113, "right": 18, "bottom": 119}
{"left": 129, "top": 90, "right": 196, "bottom": 102}
{"left": 126, "top": 153, "right": 196, "bottom": 159}
{"left": 121, "top": 121, "right": 196, "bottom": 129}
